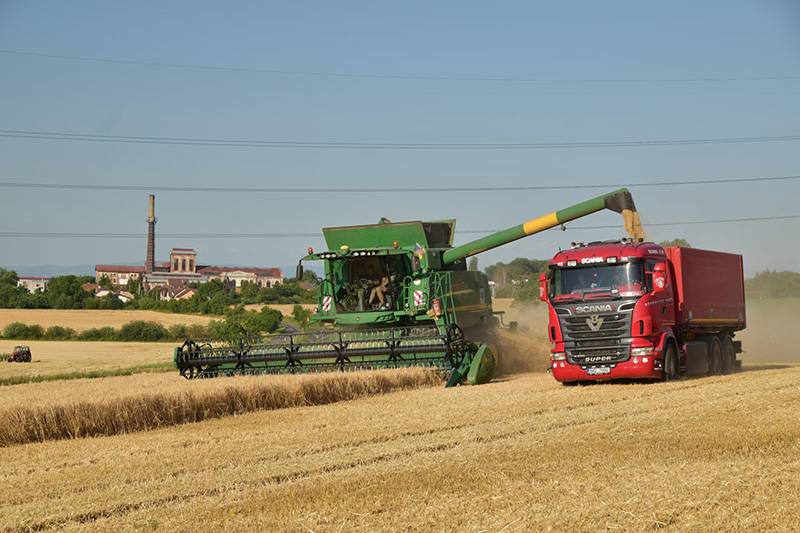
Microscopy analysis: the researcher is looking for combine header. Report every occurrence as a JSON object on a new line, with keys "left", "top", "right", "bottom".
{"left": 175, "top": 188, "right": 644, "bottom": 386}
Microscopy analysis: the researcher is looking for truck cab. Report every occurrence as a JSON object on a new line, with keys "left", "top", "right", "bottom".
{"left": 542, "top": 240, "right": 678, "bottom": 382}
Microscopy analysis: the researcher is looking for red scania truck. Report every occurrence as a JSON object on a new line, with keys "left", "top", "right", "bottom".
{"left": 540, "top": 240, "right": 746, "bottom": 383}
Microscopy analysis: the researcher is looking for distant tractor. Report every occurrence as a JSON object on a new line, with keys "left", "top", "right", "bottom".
{"left": 8, "top": 346, "right": 32, "bottom": 363}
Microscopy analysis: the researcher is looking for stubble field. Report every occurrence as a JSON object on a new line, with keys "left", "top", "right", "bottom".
{"left": 0, "top": 299, "right": 798, "bottom": 532}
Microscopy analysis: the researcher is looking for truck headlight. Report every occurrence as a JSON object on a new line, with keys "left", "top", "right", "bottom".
{"left": 550, "top": 352, "right": 566, "bottom": 361}
{"left": 631, "top": 347, "right": 654, "bottom": 357}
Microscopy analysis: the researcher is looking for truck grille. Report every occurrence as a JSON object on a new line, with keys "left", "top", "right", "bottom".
{"left": 556, "top": 307, "right": 632, "bottom": 365}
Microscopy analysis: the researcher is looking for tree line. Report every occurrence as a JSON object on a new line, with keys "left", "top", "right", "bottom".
{"left": 0, "top": 269, "right": 316, "bottom": 314}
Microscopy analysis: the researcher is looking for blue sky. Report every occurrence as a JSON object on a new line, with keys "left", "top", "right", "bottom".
{"left": 1, "top": 1, "right": 798, "bottom": 276}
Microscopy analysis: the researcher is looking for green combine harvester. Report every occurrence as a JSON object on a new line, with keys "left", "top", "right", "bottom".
{"left": 175, "top": 188, "right": 644, "bottom": 386}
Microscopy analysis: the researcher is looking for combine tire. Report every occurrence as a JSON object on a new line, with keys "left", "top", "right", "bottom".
{"left": 662, "top": 343, "right": 679, "bottom": 381}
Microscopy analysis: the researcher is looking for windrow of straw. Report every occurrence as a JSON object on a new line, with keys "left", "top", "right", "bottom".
{"left": 0, "top": 368, "right": 441, "bottom": 447}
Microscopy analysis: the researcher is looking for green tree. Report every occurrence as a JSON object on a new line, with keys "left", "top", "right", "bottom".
{"left": 208, "top": 305, "right": 283, "bottom": 337}
{"left": 292, "top": 304, "right": 312, "bottom": 327}
{"left": 486, "top": 258, "right": 549, "bottom": 288}
{"left": 0, "top": 269, "right": 25, "bottom": 308}
{"left": 239, "top": 280, "right": 261, "bottom": 302}
{"left": 745, "top": 270, "right": 800, "bottom": 299}
{"left": 301, "top": 269, "right": 318, "bottom": 284}
{"left": 659, "top": 238, "right": 692, "bottom": 248}
{"left": 0, "top": 269, "right": 19, "bottom": 286}
{"left": 511, "top": 279, "right": 541, "bottom": 307}
{"left": 126, "top": 276, "right": 143, "bottom": 296}
{"left": 86, "top": 293, "right": 124, "bottom": 310}
{"left": 46, "top": 275, "right": 94, "bottom": 309}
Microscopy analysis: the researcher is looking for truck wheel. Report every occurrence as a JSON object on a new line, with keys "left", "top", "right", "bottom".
{"left": 721, "top": 336, "right": 735, "bottom": 375}
{"left": 662, "top": 343, "right": 679, "bottom": 381}
{"left": 708, "top": 338, "right": 723, "bottom": 376}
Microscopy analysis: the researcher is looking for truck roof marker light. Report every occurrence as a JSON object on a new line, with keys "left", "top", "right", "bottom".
{"left": 606, "top": 257, "right": 618, "bottom": 263}
{"left": 567, "top": 260, "right": 577, "bottom": 267}
{"left": 393, "top": 241, "right": 399, "bottom": 248}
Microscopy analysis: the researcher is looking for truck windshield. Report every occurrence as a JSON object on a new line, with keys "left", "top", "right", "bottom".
{"left": 551, "top": 262, "right": 645, "bottom": 302}
{"left": 329, "top": 256, "right": 406, "bottom": 312}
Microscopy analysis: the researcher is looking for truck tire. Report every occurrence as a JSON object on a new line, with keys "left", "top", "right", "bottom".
{"left": 708, "top": 338, "right": 723, "bottom": 376}
{"left": 721, "top": 336, "right": 735, "bottom": 375}
{"left": 662, "top": 343, "right": 679, "bottom": 382}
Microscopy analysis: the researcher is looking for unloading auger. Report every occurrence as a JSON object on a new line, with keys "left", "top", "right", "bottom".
{"left": 174, "top": 188, "right": 644, "bottom": 386}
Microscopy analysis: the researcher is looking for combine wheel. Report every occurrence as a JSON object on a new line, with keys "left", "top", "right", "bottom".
{"left": 721, "top": 336, "right": 735, "bottom": 375}
{"left": 662, "top": 343, "right": 679, "bottom": 382}
{"left": 708, "top": 338, "right": 723, "bottom": 376}
{"left": 466, "top": 343, "right": 498, "bottom": 385}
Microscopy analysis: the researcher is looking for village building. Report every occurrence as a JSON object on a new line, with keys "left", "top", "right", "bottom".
{"left": 95, "top": 248, "right": 282, "bottom": 298}
{"left": 17, "top": 277, "right": 51, "bottom": 292}
{"left": 198, "top": 266, "right": 283, "bottom": 289}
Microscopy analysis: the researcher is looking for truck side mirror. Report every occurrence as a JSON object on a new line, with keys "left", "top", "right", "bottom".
{"left": 539, "top": 272, "right": 548, "bottom": 301}
{"left": 296, "top": 263, "right": 304, "bottom": 281}
{"left": 652, "top": 263, "right": 667, "bottom": 293}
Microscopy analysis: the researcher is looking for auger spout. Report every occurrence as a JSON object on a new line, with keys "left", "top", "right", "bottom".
{"left": 441, "top": 188, "right": 644, "bottom": 265}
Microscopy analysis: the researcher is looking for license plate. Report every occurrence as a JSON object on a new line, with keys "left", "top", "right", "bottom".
{"left": 587, "top": 367, "right": 611, "bottom": 375}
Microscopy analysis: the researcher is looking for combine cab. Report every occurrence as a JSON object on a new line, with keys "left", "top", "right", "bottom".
{"left": 175, "top": 188, "right": 644, "bottom": 386}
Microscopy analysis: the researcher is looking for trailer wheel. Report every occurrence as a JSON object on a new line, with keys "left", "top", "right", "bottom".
{"left": 721, "top": 336, "right": 735, "bottom": 375}
{"left": 708, "top": 338, "right": 723, "bottom": 376}
{"left": 662, "top": 343, "right": 679, "bottom": 381}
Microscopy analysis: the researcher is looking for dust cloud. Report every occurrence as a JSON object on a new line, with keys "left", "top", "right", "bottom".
{"left": 736, "top": 299, "right": 800, "bottom": 363}
{"left": 492, "top": 299, "right": 552, "bottom": 376}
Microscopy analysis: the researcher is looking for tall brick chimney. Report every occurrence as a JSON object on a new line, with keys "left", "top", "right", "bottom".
{"left": 145, "top": 194, "right": 157, "bottom": 275}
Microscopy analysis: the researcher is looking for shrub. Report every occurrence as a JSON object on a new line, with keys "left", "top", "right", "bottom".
{"left": 116, "top": 321, "right": 170, "bottom": 342}
{"left": 168, "top": 323, "right": 190, "bottom": 341}
{"left": 292, "top": 304, "right": 313, "bottom": 328}
{"left": 78, "top": 327, "right": 117, "bottom": 341}
{"left": 186, "top": 323, "right": 209, "bottom": 339}
{"left": 3, "top": 322, "right": 44, "bottom": 340}
{"left": 167, "top": 323, "right": 208, "bottom": 341}
{"left": 44, "top": 326, "right": 79, "bottom": 341}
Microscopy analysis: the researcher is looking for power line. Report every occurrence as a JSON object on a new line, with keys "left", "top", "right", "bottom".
{"left": 2, "top": 215, "right": 798, "bottom": 239}
{"left": 1, "top": 174, "right": 798, "bottom": 193}
{"left": 2, "top": 49, "right": 799, "bottom": 84}
{"left": 2, "top": 129, "right": 800, "bottom": 150}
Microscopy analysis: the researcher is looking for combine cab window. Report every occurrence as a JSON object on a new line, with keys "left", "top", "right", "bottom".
{"left": 331, "top": 256, "right": 407, "bottom": 312}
